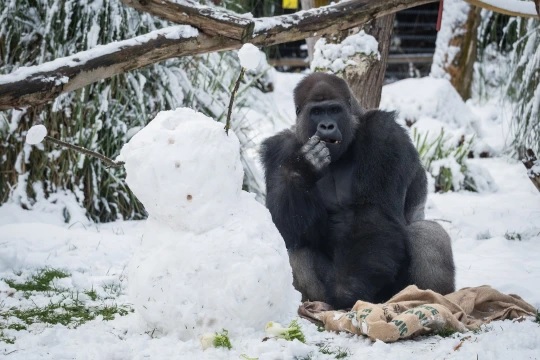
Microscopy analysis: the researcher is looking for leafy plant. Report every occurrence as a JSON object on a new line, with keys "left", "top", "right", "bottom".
{"left": 413, "top": 128, "right": 474, "bottom": 192}
{"left": 0, "top": 0, "right": 273, "bottom": 222}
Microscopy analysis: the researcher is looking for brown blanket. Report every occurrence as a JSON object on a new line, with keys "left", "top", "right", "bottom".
{"left": 299, "top": 285, "right": 537, "bottom": 343}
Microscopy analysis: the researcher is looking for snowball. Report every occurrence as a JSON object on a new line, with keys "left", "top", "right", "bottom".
{"left": 123, "top": 107, "right": 300, "bottom": 340}
{"left": 25, "top": 125, "right": 48, "bottom": 145}
{"left": 238, "top": 43, "right": 263, "bottom": 70}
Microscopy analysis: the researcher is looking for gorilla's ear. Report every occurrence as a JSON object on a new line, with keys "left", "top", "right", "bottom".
{"left": 296, "top": 106, "right": 300, "bottom": 116}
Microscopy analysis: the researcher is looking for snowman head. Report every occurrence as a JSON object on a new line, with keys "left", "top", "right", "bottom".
{"left": 121, "top": 108, "right": 244, "bottom": 233}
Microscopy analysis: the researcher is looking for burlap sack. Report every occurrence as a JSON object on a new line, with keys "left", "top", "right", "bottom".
{"left": 299, "top": 285, "right": 536, "bottom": 342}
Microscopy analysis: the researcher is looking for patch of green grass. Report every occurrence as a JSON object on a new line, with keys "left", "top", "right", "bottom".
{"left": 534, "top": 310, "right": 540, "bottom": 325}
{"left": 0, "top": 268, "right": 132, "bottom": 344}
{"left": 5, "top": 293, "right": 132, "bottom": 328}
{"left": 435, "top": 327, "right": 458, "bottom": 338}
{"left": 4, "top": 268, "right": 70, "bottom": 292}
{"left": 0, "top": 331, "right": 15, "bottom": 344}
{"left": 84, "top": 288, "right": 99, "bottom": 301}
{"left": 318, "top": 344, "right": 351, "bottom": 359}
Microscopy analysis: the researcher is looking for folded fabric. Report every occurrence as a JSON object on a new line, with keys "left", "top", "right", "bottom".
{"left": 299, "top": 285, "right": 537, "bottom": 342}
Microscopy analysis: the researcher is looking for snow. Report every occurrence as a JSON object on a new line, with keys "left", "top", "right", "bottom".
{"left": 0, "top": 26, "right": 199, "bottom": 85}
{"left": 311, "top": 31, "right": 380, "bottom": 73}
{"left": 480, "top": 0, "right": 539, "bottom": 16}
{"left": 1, "top": 72, "right": 540, "bottom": 358}
{"left": 238, "top": 43, "right": 263, "bottom": 70}
{"left": 25, "top": 124, "right": 47, "bottom": 144}
{"left": 118, "top": 108, "right": 300, "bottom": 340}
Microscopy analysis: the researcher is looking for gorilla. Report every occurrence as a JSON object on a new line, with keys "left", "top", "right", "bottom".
{"left": 260, "top": 73, "right": 455, "bottom": 309}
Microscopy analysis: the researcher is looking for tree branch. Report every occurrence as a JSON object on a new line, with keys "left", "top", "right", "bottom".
{"left": 0, "top": 0, "right": 439, "bottom": 111}
{"left": 466, "top": 0, "right": 539, "bottom": 18}
{"left": 45, "top": 136, "right": 125, "bottom": 168}
{"left": 120, "top": 0, "right": 254, "bottom": 41}
{"left": 1, "top": 0, "right": 537, "bottom": 111}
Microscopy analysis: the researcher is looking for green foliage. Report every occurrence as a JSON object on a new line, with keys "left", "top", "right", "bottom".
{"left": 0, "top": 0, "right": 269, "bottom": 222}
{"left": 0, "top": 268, "right": 132, "bottom": 343}
{"left": 213, "top": 329, "right": 233, "bottom": 350}
{"left": 435, "top": 327, "right": 457, "bottom": 338}
{"left": 280, "top": 319, "right": 306, "bottom": 343}
{"left": 318, "top": 344, "right": 351, "bottom": 359}
{"left": 3, "top": 267, "right": 69, "bottom": 292}
{"left": 413, "top": 128, "right": 473, "bottom": 192}
{"left": 477, "top": 14, "right": 540, "bottom": 155}
{"left": 505, "top": 19, "right": 540, "bottom": 156}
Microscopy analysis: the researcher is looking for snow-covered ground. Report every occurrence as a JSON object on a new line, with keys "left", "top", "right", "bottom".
{"left": 1, "top": 71, "right": 539, "bottom": 359}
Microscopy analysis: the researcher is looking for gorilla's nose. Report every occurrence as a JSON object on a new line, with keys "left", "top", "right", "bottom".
{"left": 317, "top": 120, "right": 338, "bottom": 139}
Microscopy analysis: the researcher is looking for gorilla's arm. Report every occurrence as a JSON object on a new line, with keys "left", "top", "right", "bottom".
{"left": 260, "top": 130, "right": 329, "bottom": 250}
{"left": 404, "top": 167, "right": 428, "bottom": 223}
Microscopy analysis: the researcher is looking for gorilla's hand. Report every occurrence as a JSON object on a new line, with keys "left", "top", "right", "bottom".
{"left": 301, "top": 136, "right": 331, "bottom": 172}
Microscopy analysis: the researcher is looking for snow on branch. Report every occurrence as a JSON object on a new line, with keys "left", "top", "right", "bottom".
{"left": 0, "top": 0, "right": 439, "bottom": 110}
{"left": 467, "top": 0, "right": 539, "bottom": 18}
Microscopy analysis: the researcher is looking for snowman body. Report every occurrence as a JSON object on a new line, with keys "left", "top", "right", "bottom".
{"left": 121, "top": 108, "right": 300, "bottom": 339}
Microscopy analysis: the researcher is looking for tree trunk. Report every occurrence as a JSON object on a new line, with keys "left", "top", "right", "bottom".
{"left": 431, "top": 2, "right": 482, "bottom": 100}
{"left": 448, "top": 5, "right": 482, "bottom": 100}
{"left": 342, "top": 14, "right": 396, "bottom": 109}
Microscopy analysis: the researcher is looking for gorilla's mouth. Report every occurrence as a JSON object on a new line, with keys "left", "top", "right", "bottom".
{"left": 321, "top": 138, "right": 341, "bottom": 145}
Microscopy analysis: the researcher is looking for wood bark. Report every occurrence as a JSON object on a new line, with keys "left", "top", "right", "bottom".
{"left": 446, "top": 5, "right": 482, "bottom": 100}
{"left": 0, "top": 0, "right": 439, "bottom": 110}
{"left": 343, "top": 14, "right": 396, "bottom": 109}
{"left": 522, "top": 149, "right": 540, "bottom": 193}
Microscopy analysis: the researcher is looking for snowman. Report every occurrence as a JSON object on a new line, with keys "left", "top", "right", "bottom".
{"left": 120, "top": 108, "right": 300, "bottom": 340}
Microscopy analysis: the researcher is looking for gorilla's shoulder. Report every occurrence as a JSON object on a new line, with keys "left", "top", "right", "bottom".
{"left": 260, "top": 129, "right": 299, "bottom": 168}
{"left": 358, "top": 110, "right": 412, "bottom": 146}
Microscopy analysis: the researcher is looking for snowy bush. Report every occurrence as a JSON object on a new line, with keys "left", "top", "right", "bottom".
{"left": 381, "top": 77, "right": 495, "bottom": 193}
{"left": 0, "top": 0, "right": 274, "bottom": 222}
{"left": 476, "top": 13, "right": 540, "bottom": 155}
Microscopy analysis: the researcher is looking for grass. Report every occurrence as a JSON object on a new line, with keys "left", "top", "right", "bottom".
{"left": 3, "top": 268, "right": 70, "bottom": 292}
{"left": 0, "top": 268, "right": 132, "bottom": 343}
{"left": 318, "top": 344, "right": 351, "bottom": 359}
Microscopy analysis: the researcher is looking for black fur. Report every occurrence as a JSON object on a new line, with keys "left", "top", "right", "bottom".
{"left": 261, "top": 73, "right": 454, "bottom": 308}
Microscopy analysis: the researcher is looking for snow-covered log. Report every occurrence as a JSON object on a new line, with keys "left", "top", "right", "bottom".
{"left": 467, "top": 0, "right": 539, "bottom": 18}
{"left": 0, "top": 0, "right": 438, "bottom": 110}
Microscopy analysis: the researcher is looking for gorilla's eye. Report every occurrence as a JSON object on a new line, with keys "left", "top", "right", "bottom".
{"left": 311, "top": 108, "right": 322, "bottom": 116}
{"left": 330, "top": 106, "right": 342, "bottom": 114}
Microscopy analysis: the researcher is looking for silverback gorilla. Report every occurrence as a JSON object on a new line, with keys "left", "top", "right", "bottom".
{"left": 260, "top": 73, "right": 455, "bottom": 309}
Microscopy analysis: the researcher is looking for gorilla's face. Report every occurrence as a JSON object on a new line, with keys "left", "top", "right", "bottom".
{"left": 294, "top": 74, "right": 357, "bottom": 161}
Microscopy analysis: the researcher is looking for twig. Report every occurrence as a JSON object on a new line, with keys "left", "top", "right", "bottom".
{"left": 45, "top": 136, "right": 125, "bottom": 168}
{"left": 224, "top": 68, "right": 245, "bottom": 135}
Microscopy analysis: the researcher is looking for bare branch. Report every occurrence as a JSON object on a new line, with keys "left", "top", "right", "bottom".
{"left": 45, "top": 136, "right": 125, "bottom": 168}
{"left": 224, "top": 68, "right": 245, "bottom": 135}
